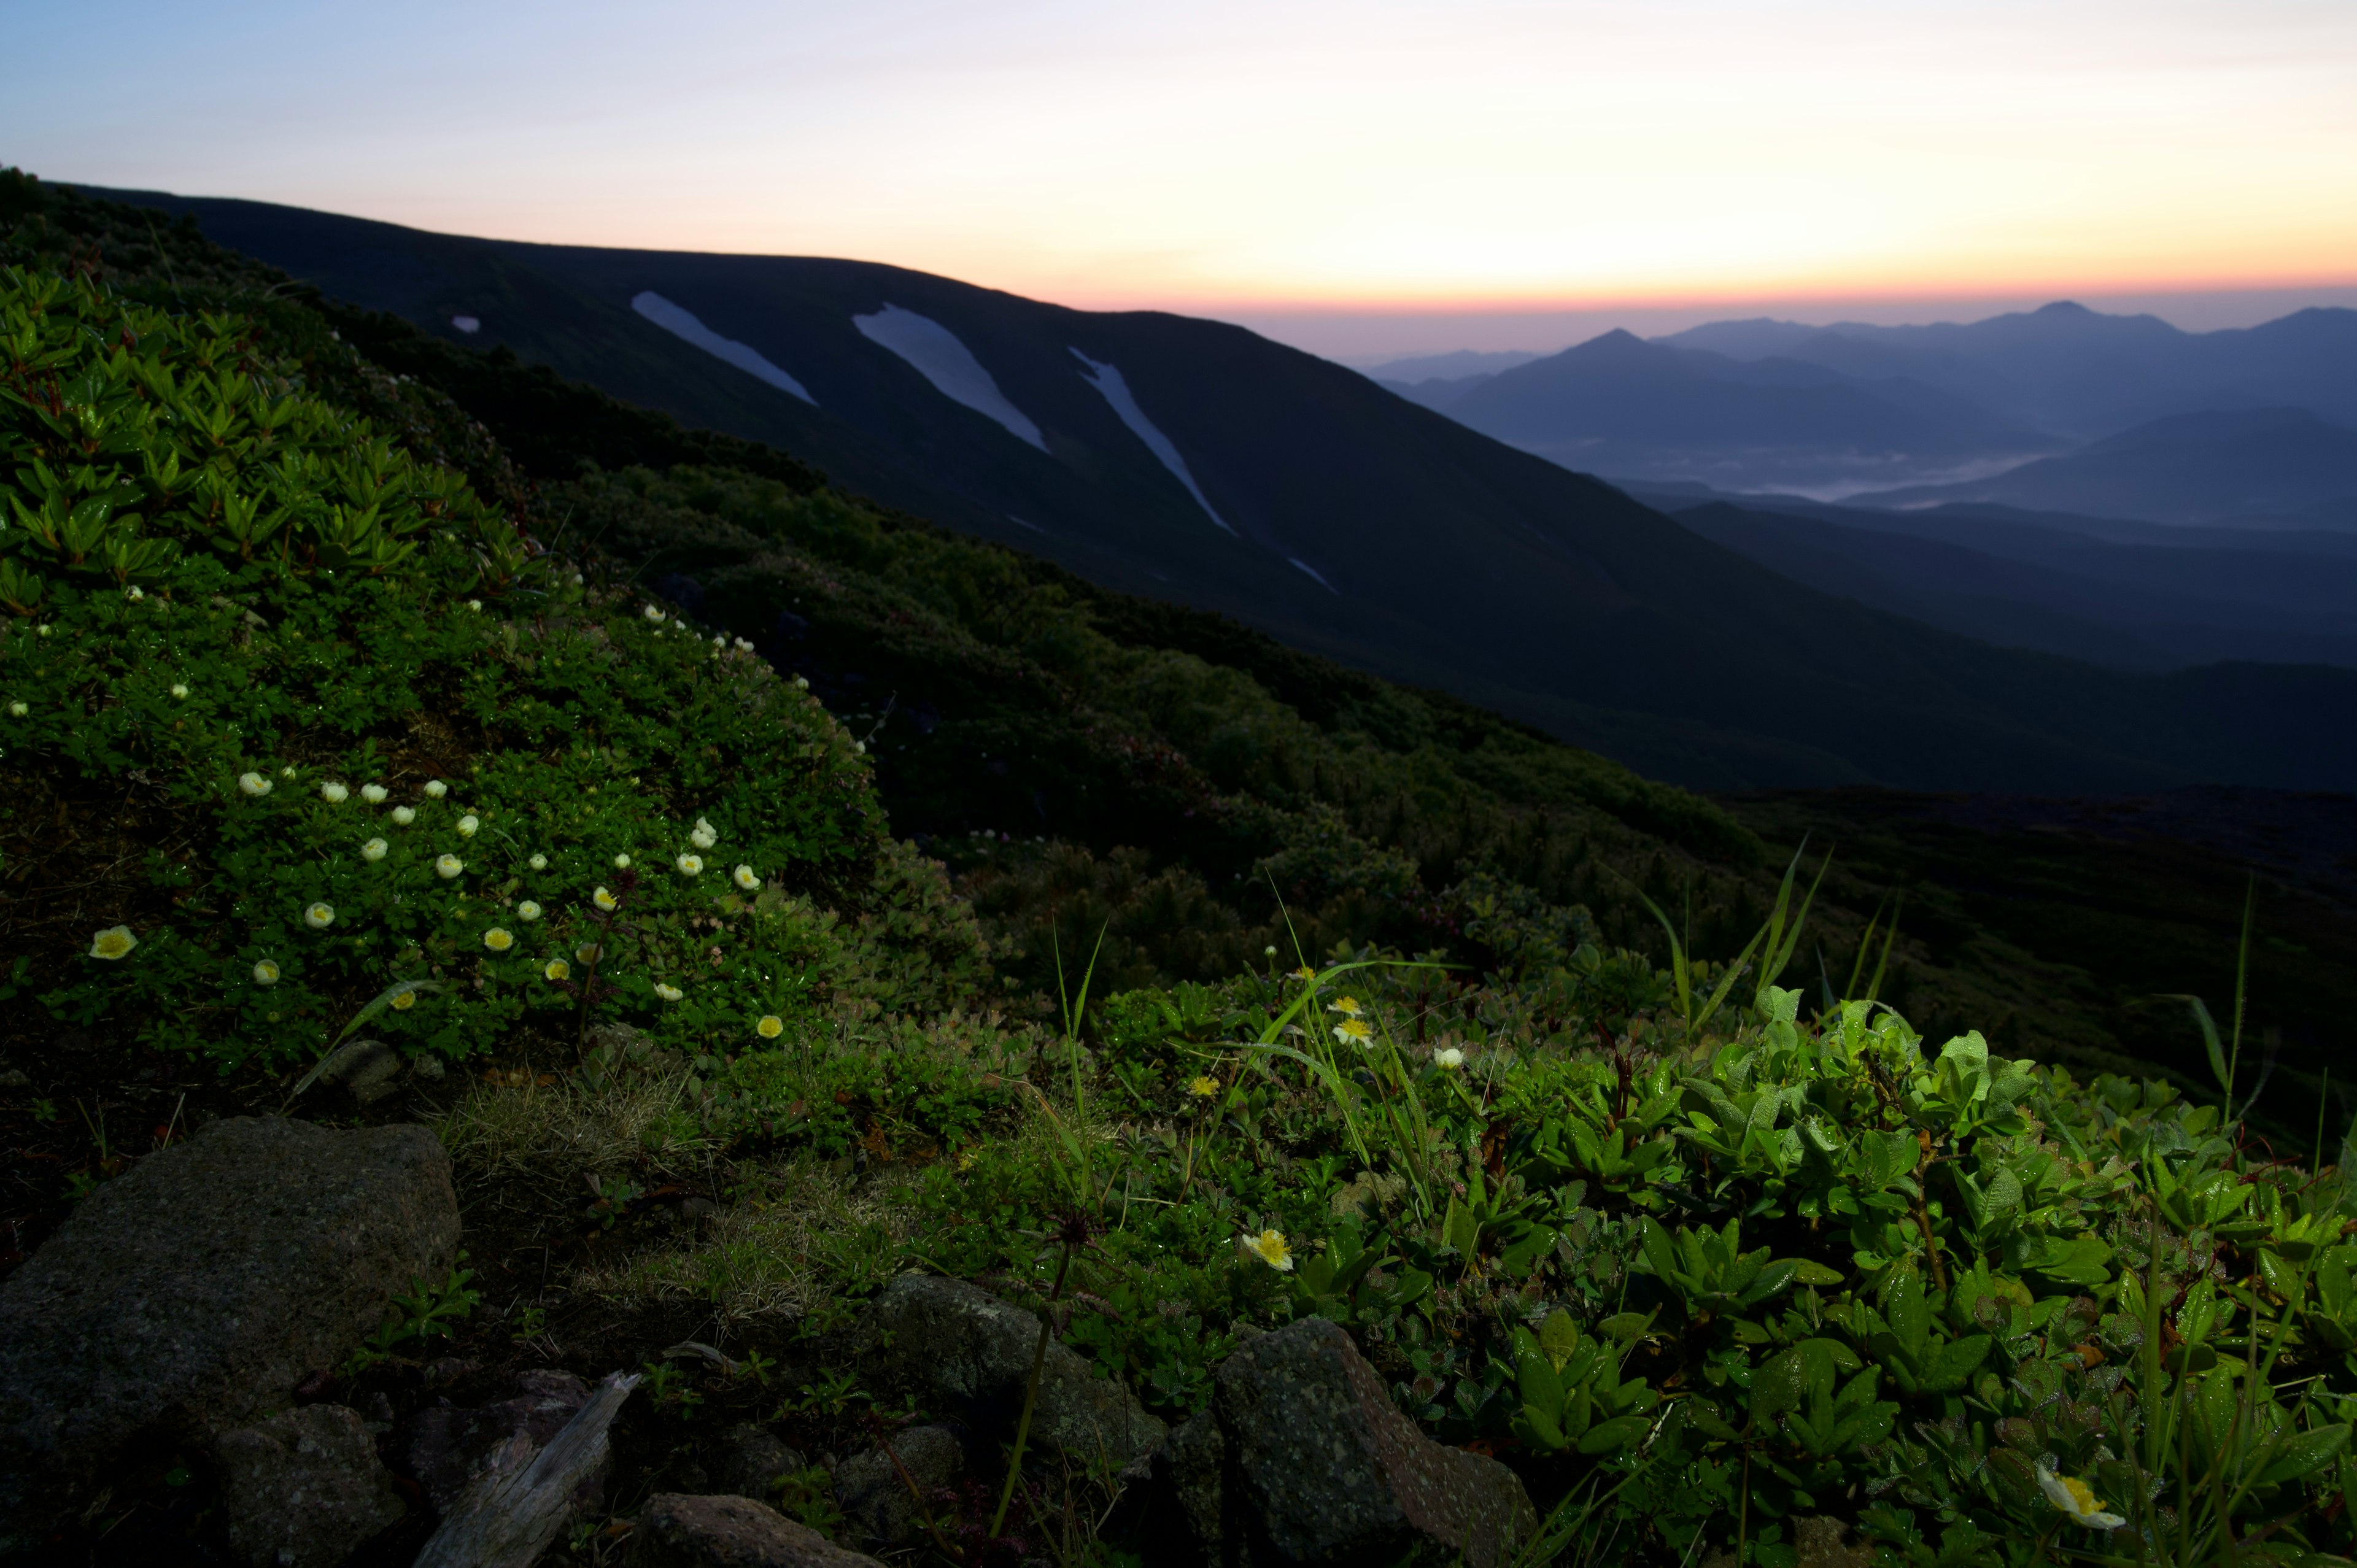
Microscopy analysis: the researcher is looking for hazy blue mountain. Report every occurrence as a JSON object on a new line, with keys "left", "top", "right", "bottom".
{"left": 1851, "top": 407, "right": 2357, "bottom": 527}
{"left": 1356, "top": 348, "right": 1541, "bottom": 382}
{"left": 82, "top": 183, "right": 2357, "bottom": 794}
{"left": 1657, "top": 301, "right": 2357, "bottom": 434}
{"left": 1438, "top": 329, "right": 2052, "bottom": 491}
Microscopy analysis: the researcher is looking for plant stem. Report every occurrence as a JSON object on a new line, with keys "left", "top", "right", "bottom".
{"left": 991, "top": 1237, "right": 1077, "bottom": 1539}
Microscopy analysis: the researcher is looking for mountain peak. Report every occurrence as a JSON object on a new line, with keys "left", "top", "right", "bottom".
{"left": 2033, "top": 301, "right": 2095, "bottom": 316}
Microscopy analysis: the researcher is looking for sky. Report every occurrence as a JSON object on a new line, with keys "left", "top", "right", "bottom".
{"left": 6, "top": 0, "right": 2356, "bottom": 358}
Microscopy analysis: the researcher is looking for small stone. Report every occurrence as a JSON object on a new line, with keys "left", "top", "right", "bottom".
{"left": 718, "top": 1423, "right": 804, "bottom": 1500}
{"left": 846, "top": 1273, "right": 1164, "bottom": 1467}
{"left": 1195, "top": 1316, "right": 1535, "bottom": 1568}
{"left": 629, "top": 1493, "right": 883, "bottom": 1566}
{"left": 0, "top": 1068, "right": 29, "bottom": 1089}
{"left": 833, "top": 1424, "right": 964, "bottom": 1547}
{"left": 215, "top": 1404, "right": 404, "bottom": 1568}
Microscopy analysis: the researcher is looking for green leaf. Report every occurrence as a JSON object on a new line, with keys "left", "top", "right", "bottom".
{"left": 2258, "top": 1424, "right": 2350, "bottom": 1487}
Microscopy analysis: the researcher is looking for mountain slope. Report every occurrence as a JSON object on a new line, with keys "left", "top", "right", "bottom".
{"left": 1852, "top": 407, "right": 2357, "bottom": 527}
{"left": 72, "top": 182, "right": 2357, "bottom": 794}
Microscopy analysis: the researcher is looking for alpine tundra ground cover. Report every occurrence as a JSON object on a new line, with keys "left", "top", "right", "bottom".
{"left": 5, "top": 178, "right": 2356, "bottom": 1566}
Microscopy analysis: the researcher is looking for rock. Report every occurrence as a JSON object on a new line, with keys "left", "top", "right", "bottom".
{"left": 215, "top": 1404, "right": 406, "bottom": 1568}
{"left": 717, "top": 1423, "right": 805, "bottom": 1500}
{"left": 304, "top": 1038, "right": 404, "bottom": 1103}
{"left": 0, "top": 1116, "right": 459, "bottom": 1533}
{"left": 832, "top": 1424, "right": 964, "bottom": 1547}
{"left": 847, "top": 1273, "right": 1164, "bottom": 1467}
{"left": 1792, "top": 1515, "right": 1875, "bottom": 1568}
{"left": 0, "top": 1067, "right": 29, "bottom": 1089}
{"left": 408, "top": 1369, "right": 599, "bottom": 1513}
{"left": 629, "top": 1493, "right": 883, "bottom": 1567}
{"left": 1136, "top": 1316, "right": 1536, "bottom": 1567}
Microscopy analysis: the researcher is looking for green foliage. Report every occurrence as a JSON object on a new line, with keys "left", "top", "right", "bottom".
{"left": 0, "top": 263, "right": 979, "bottom": 1076}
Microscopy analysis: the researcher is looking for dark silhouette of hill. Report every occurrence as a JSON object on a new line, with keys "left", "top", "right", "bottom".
{"left": 1852, "top": 407, "right": 2357, "bottom": 527}
{"left": 71, "top": 182, "right": 2357, "bottom": 794}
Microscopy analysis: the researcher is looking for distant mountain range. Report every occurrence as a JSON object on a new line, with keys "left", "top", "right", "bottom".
{"left": 1379, "top": 301, "right": 2357, "bottom": 520}
{"left": 78, "top": 183, "right": 2357, "bottom": 795}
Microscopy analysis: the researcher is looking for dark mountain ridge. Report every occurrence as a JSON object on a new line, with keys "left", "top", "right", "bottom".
{"left": 69, "top": 181, "right": 2357, "bottom": 795}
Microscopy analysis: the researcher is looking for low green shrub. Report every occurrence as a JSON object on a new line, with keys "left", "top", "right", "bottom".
{"left": 0, "top": 266, "right": 974, "bottom": 1074}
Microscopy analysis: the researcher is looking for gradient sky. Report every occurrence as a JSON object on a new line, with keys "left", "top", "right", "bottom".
{"left": 7, "top": 0, "right": 2355, "bottom": 356}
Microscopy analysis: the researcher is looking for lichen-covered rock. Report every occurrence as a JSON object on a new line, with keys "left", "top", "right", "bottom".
{"left": 846, "top": 1273, "right": 1164, "bottom": 1467}
{"left": 215, "top": 1404, "right": 406, "bottom": 1568}
{"left": 629, "top": 1494, "right": 883, "bottom": 1567}
{"left": 1154, "top": 1315, "right": 1536, "bottom": 1567}
{"left": 832, "top": 1423, "right": 965, "bottom": 1547}
{"left": 0, "top": 1116, "right": 459, "bottom": 1535}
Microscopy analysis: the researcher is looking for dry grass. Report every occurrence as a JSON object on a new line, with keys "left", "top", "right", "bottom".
{"left": 435, "top": 1066, "right": 725, "bottom": 1208}
{"left": 572, "top": 1160, "right": 919, "bottom": 1326}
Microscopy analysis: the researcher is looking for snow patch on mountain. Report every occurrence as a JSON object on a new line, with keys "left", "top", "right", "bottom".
{"left": 631, "top": 292, "right": 815, "bottom": 405}
{"left": 1070, "top": 349, "right": 1232, "bottom": 533}
{"left": 853, "top": 304, "right": 1044, "bottom": 450}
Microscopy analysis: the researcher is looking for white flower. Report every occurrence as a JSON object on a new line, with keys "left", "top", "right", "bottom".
{"left": 252, "top": 959, "right": 281, "bottom": 985}
{"left": 793, "top": 675, "right": 809, "bottom": 690}
{"left": 435, "top": 854, "right": 464, "bottom": 879}
{"left": 1264, "top": 945, "right": 1277, "bottom": 957}
{"left": 281, "top": 765, "right": 295, "bottom": 778}
{"left": 170, "top": 683, "right": 190, "bottom": 700}
{"left": 362, "top": 784, "right": 388, "bottom": 803}
{"left": 711, "top": 635, "right": 724, "bottom": 647}
{"left": 756, "top": 1014, "right": 784, "bottom": 1039}
{"left": 390, "top": 989, "right": 416, "bottom": 1011}
{"left": 125, "top": 585, "right": 145, "bottom": 601}
{"left": 457, "top": 814, "right": 480, "bottom": 837}
{"left": 390, "top": 806, "right": 416, "bottom": 826}
{"left": 34, "top": 624, "right": 48, "bottom": 636}
{"left": 544, "top": 959, "right": 570, "bottom": 981}
{"left": 467, "top": 600, "right": 483, "bottom": 612}
{"left": 676, "top": 853, "right": 703, "bottom": 876}
{"left": 613, "top": 853, "right": 631, "bottom": 869}
{"left": 733, "top": 637, "right": 753, "bottom": 652}
{"left": 424, "top": 779, "right": 448, "bottom": 798}
{"left": 483, "top": 927, "right": 514, "bottom": 952}
{"left": 853, "top": 741, "right": 865, "bottom": 755}
{"left": 1434, "top": 1048, "right": 1465, "bottom": 1070}
{"left": 594, "top": 887, "right": 618, "bottom": 911}
{"left": 361, "top": 838, "right": 389, "bottom": 862}
{"left": 575, "top": 942, "right": 601, "bottom": 965}
{"left": 517, "top": 900, "right": 543, "bottom": 922}
{"left": 304, "top": 902, "right": 335, "bottom": 929}
{"left": 88, "top": 925, "right": 137, "bottom": 960}
{"left": 691, "top": 817, "right": 718, "bottom": 849}
{"left": 733, "top": 864, "right": 759, "bottom": 891}
{"left": 320, "top": 781, "right": 349, "bottom": 803}
{"left": 2038, "top": 1465, "right": 2125, "bottom": 1530}
{"left": 238, "top": 771, "right": 273, "bottom": 797}
{"left": 1334, "top": 1016, "right": 1374, "bottom": 1049}
{"left": 656, "top": 983, "right": 684, "bottom": 1002}
{"left": 527, "top": 853, "right": 548, "bottom": 871}
{"left": 8, "top": 700, "right": 28, "bottom": 717}
{"left": 643, "top": 605, "right": 666, "bottom": 623}
{"left": 1238, "top": 1229, "right": 1293, "bottom": 1272}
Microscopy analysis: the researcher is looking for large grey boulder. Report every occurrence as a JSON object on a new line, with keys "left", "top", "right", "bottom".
{"left": 1132, "top": 1316, "right": 1537, "bottom": 1567}
{"left": 0, "top": 1116, "right": 459, "bottom": 1531}
{"left": 630, "top": 1494, "right": 883, "bottom": 1567}
{"left": 215, "top": 1403, "right": 406, "bottom": 1568}
{"left": 846, "top": 1273, "right": 1165, "bottom": 1468}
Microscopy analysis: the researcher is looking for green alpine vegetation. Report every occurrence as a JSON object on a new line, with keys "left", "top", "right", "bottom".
{"left": 6, "top": 171, "right": 2357, "bottom": 1566}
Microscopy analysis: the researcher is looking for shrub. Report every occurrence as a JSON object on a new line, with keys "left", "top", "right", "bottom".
{"left": 0, "top": 266, "right": 967, "bottom": 1073}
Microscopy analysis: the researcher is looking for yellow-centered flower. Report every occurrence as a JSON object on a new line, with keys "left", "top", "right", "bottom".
{"left": 1188, "top": 1075, "right": 1221, "bottom": 1098}
{"left": 593, "top": 887, "right": 618, "bottom": 911}
{"left": 544, "top": 959, "right": 571, "bottom": 982}
{"left": 1433, "top": 1047, "right": 1465, "bottom": 1070}
{"left": 2037, "top": 1466, "right": 2125, "bottom": 1530}
{"left": 733, "top": 864, "right": 759, "bottom": 890}
{"left": 435, "top": 854, "right": 464, "bottom": 879}
{"left": 390, "top": 989, "right": 416, "bottom": 1010}
{"left": 1334, "top": 1017, "right": 1374, "bottom": 1048}
{"left": 756, "top": 1014, "right": 784, "bottom": 1039}
{"left": 675, "top": 853, "right": 703, "bottom": 876}
{"left": 362, "top": 838, "right": 388, "bottom": 862}
{"left": 1238, "top": 1229, "right": 1293, "bottom": 1272}
{"left": 516, "top": 901, "right": 543, "bottom": 922}
{"left": 483, "top": 927, "right": 514, "bottom": 952}
{"left": 1327, "top": 996, "right": 1363, "bottom": 1017}
{"left": 656, "top": 983, "right": 684, "bottom": 1002}
{"left": 304, "top": 902, "right": 335, "bottom": 929}
{"left": 89, "top": 925, "right": 137, "bottom": 960}
{"left": 252, "top": 959, "right": 280, "bottom": 985}
{"left": 238, "top": 771, "right": 273, "bottom": 797}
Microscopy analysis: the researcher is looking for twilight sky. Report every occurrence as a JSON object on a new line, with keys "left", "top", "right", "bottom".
{"left": 6, "top": 0, "right": 2356, "bottom": 357}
